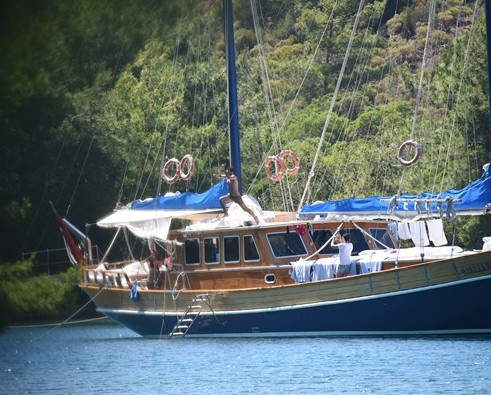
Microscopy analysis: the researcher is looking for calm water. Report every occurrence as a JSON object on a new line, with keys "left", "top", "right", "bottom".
{"left": 1, "top": 320, "right": 490, "bottom": 394}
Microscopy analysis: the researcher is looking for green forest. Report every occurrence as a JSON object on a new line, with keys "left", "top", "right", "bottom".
{"left": 1, "top": 0, "right": 491, "bottom": 324}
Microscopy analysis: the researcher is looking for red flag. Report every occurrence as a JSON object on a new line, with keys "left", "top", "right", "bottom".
{"left": 293, "top": 223, "right": 308, "bottom": 236}
{"left": 51, "top": 203, "right": 85, "bottom": 266}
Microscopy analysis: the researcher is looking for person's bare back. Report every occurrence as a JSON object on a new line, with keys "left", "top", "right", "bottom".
{"left": 218, "top": 166, "right": 260, "bottom": 224}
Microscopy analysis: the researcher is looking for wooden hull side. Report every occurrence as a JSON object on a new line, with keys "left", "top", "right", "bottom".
{"left": 82, "top": 251, "right": 491, "bottom": 336}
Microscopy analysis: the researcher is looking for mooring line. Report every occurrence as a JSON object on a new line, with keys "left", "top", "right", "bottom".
{"left": 30, "top": 285, "right": 107, "bottom": 342}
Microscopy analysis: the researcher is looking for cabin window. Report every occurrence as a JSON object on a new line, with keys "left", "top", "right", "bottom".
{"left": 184, "top": 238, "right": 200, "bottom": 265}
{"left": 244, "top": 235, "right": 260, "bottom": 262}
{"left": 224, "top": 236, "right": 240, "bottom": 263}
{"left": 267, "top": 231, "right": 307, "bottom": 258}
{"left": 342, "top": 229, "right": 370, "bottom": 254}
{"left": 204, "top": 237, "right": 220, "bottom": 264}
{"left": 369, "top": 228, "right": 395, "bottom": 249}
{"left": 311, "top": 229, "right": 337, "bottom": 254}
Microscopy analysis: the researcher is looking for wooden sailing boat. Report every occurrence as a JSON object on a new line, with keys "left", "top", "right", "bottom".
{"left": 55, "top": 0, "right": 491, "bottom": 337}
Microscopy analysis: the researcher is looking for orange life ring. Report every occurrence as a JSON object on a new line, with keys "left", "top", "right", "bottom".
{"left": 278, "top": 150, "right": 300, "bottom": 175}
{"left": 179, "top": 154, "right": 195, "bottom": 180}
{"left": 397, "top": 140, "right": 423, "bottom": 167}
{"left": 264, "top": 155, "right": 283, "bottom": 182}
{"left": 162, "top": 158, "right": 180, "bottom": 184}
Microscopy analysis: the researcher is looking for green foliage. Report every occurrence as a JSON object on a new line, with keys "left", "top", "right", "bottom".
{"left": 0, "top": 259, "right": 80, "bottom": 328}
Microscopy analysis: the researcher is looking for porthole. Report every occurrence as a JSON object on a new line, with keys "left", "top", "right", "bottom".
{"left": 264, "top": 273, "right": 276, "bottom": 284}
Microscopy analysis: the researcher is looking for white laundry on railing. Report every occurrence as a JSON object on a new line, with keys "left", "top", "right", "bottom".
{"left": 426, "top": 218, "right": 448, "bottom": 246}
{"left": 409, "top": 221, "right": 430, "bottom": 247}
{"left": 312, "top": 258, "right": 337, "bottom": 281}
{"left": 290, "top": 260, "right": 313, "bottom": 283}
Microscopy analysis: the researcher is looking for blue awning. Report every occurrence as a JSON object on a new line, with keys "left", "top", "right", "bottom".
{"left": 300, "top": 164, "right": 491, "bottom": 220}
{"left": 130, "top": 179, "right": 229, "bottom": 210}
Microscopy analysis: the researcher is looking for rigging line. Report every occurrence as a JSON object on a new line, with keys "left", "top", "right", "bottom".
{"left": 155, "top": 40, "right": 182, "bottom": 198}
{"left": 316, "top": 2, "right": 392, "bottom": 202}
{"left": 312, "top": 9, "right": 378, "bottom": 199}
{"left": 61, "top": 42, "right": 127, "bottom": 214}
{"left": 439, "top": 1, "right": 480, "bottom": 193}
{"left": 325, "top": 15, "right": 376, "bottom": 200}
{"left": 51, "top": 128, "right": 90, "bottom": 212}
{"left": 276, "top": 0, "right": 339, "bottom": 137}
{"left": 286, "top": 3, "right": 339, "bottom": 202}
{"left": 117, "top": 160, "right": 130, "bottom": 205}
{"left": 431, "top": 0, "right": 480, "bottom": 193}
{"left": 418, "top": 0, "right": 445, "bottom": 194}
{"left": 250, "top": 0, "right": 286, "bottom": 167}
{"left": 397, "top": 0, "right": 436, "bottom": 195}
{"left": 429, "top": 8, "right": 460, "bottom": 193}
{"left": 66, "top": 136, "right": 95, "bottom": 218}
{"left": 141, "top": 13, "right": 186, "bottom": 199}
{"left": 367, "top": 0, "right": 407, "bottom": 193}
{"left": 250, "top": 0, "right": 289, "bottom": 208}
{"left": 189, "top": 31, "right": 205, "bottom": 192}
{"left": 367, "top": 6, "right": 403, "bottom": 196}
{"left": 139, "top": 42, "right": 183, "bottom": 199}
{"left": 253, "top": 1, "right": 339, "bottom": 210}
{"left": 372, "top": 52, "right": 400, "bottom": 192}
{"left": 298, "top": 0, "right": 366, "bottom": 211}
{"left": 250, "top": 0, "right": 279, "bottom": 137}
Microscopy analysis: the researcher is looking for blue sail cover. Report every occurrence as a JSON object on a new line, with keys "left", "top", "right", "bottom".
{"left": 131, "top": 179, "right": 229, "bottom": 210}
{"left": 300, "top": 164, "right": 491, "bottom": 219}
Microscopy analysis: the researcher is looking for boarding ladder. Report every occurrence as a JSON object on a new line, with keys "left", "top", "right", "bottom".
{"left": 168, "top": 293, "right": 212, "bottom": 338}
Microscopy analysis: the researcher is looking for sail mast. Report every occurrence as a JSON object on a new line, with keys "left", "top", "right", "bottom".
{"left": 224, "top": 0, "right": 242, "bottom": 192}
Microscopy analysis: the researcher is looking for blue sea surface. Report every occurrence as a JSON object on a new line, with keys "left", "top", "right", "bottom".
{"left": 0, "top": 320, "right": 490, "bottom": 394}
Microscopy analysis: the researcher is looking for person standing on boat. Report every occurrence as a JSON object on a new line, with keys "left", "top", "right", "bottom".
{"left": 146, "top": 251, "right": 159, "bottom": 289}
{"left": 331, "top": 233, "right": 353, "bottom": 277}
{"left": 217, "top": 166, "right": 260, "bottom": 224}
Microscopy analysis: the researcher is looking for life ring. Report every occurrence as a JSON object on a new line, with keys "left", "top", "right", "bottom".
{"left": 162, "top": 158, "right": 180, "bottom": 184}
{"left": 264, "top": 155, "right": 283, "bottom": 182}
{"left": 179, "top": 154, "right": 195, "bottom": 180}
{"left": 278, "top": 150, "right": 300, "bottom": 175}
{"left": 397, "top": 140, "right": 423, "bottom": 167}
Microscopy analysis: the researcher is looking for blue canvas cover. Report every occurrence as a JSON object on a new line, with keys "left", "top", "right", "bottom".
{"left": 300, "top": 164, "right": 491, "bottom": 218}
{"left": 130, "top": 179, "right": 229, "bottom": 210}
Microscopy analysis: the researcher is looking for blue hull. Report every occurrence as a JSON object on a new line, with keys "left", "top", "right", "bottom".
{"left": 100, "top": 276, "right": 491, "bottom": 337}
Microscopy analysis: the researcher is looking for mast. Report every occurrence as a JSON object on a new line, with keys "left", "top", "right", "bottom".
{"left": 485, "top": 0, "right": 491, "bottom": 148}
{"left": 224, "top": 0, "right": 242, "bottom": 192}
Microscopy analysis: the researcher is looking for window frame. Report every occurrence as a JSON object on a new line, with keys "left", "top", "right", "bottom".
{"left": 243, "top": 234, "right": 260, "bottom": 263}
{"left": 184, "top": 238, "right": 201, "bottom": 266}
{"left": 266, "top": 231, "right": 307, "bottom": 258}
{"left": 368, "top": 228, "right": 395, "bottom": 250}
{"left": 310, "top": 229, "right": 337, "bottom": 255}
{"left": 203, "top": 236, "right": 221, "bottom": 265}
{"left": 223, "top": 235, "right": 240, "bottom": 264}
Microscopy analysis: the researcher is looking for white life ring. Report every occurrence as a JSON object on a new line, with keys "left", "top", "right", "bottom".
{"left": 277, "top": 150, "right": 300, "bottom": 175}
{"left": 264, "top": 156, "right": 283, "bottom": 182}
{"left": 397, "top": 140, "right": 423, "bottom": 167}
{"left": 162, "top": 158, "right": 180, "bottom": 184}
{"left": 179, "top": 154, "right": 195, "bottom": 180}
